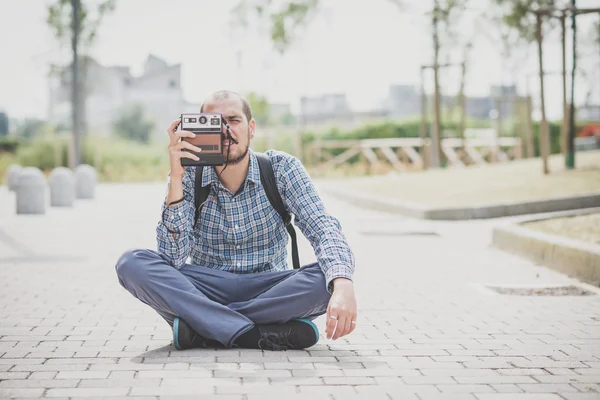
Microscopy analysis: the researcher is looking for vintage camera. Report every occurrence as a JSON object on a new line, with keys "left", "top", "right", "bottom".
{"left": 179, "top": 113, "right": 226, "bottom": 166}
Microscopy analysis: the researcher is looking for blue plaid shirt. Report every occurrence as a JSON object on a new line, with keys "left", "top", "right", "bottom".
{"left": 156, "top": 149, "right": 354, "bottom": 293}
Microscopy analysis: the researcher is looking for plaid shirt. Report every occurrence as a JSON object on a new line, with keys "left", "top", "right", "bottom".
{"left": 156, "top": 149, "right": 354, "bottom": 293}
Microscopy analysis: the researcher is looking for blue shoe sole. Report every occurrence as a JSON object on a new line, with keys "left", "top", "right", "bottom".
{"left": 295, "top": 318, "right": 319, "bottom": 342}
{"left": 173, "top": 317, "right": 182, "bottom": 350}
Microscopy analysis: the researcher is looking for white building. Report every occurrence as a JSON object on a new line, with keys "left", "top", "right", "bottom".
{"left": 48, "top": 54, "right": 197, "bottom": 138}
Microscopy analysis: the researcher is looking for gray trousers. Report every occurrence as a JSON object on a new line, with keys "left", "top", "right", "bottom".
{"left": 115, "top": 249, "right": 332, "bottom": 348}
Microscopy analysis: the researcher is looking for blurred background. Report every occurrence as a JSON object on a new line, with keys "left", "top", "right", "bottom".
{"left": 0, "top": 0, "right": 599, "bottom": 182}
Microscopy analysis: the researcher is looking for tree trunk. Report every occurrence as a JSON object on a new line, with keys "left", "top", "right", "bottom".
{"left": 419, "top": 66, "right": 429, "bottom": 169}
{"left": 561, "top": 14, "right": 568, "bottom": 156}
{"left": 536, "top": 13, "right": 550, "bottom": 174}
{"left": 459, "top": 60, "right": 467, "bottom": 148}
{"left": 567, "top": 0, "right": 577, "bottom": 169}
{"left": 432, "top": 0, "right": 442, "bottom": 168}
{"left": 70, "top": 0, "right": 81, "bottom": 169}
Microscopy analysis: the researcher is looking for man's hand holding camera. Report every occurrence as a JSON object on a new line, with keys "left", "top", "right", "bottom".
{"left": 167, "top": 119, "right": 202, "bottom": 179}
{"left": 165, "top": 119, "right": 202, "bottom": 207}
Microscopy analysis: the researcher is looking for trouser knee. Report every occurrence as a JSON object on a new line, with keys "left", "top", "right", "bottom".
{"left": 115, "top": 248, "right": 156, "bottom": 288}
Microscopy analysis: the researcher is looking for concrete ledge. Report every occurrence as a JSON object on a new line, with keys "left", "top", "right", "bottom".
{"left": 492, "top": 208, "right": 600, "bottom": 287}
{"left": 321, "top": 185, "right": 600, "bottom": 220}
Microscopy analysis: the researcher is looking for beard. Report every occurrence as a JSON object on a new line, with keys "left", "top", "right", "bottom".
{"left": 223, "top": 128, "right": 250, "bottom": 165}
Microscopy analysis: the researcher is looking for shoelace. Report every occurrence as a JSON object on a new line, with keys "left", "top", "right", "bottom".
{"left": 258, "top": 331, "right": 295, "bottom": 351}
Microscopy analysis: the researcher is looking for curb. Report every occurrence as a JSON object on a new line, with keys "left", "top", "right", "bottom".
{"left": 320, "top": 186, "right": 600, "bottom": 220}
{"left": 491, "top": 208, "right": 600, "bottom": 287}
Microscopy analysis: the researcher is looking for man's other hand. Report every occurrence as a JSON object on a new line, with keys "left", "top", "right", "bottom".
{"left": 325, "top": 278, "right": 357, "bottom": 340}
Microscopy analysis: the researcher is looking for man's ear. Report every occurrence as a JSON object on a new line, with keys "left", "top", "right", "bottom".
{"left": 249, "top": 118, "right": 256, "bottom": 139}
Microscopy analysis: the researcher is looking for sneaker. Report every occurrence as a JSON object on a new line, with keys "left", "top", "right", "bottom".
{"left": 172, "top": 317, "right": 216, "bottom": 350}
{"left": 257, "top": 319, "right": 319, "bottom": 351}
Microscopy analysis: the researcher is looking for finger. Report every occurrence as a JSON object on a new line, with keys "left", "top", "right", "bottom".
{"left": 325, "top": 303, "right": 331, "bottom": 337}
{"left": 175, "top": 130, "right": 196, "bottom": 140}
{"left": 332, "top": 315, "right": 345, "bottom": 340}
{"left": 348, "top": 315, "right": 357, "bottom": 335}
{"left": 330, "top": 319, "right": 339, "bottom": 340}
{"left": 326, "top": 309, "right": 338, "bottom": 340}
{"left": 173, "top": 150, "right": 199, "bottom": 161}
{"left": 338, "top": 315, "right": 352, "bottom": 339}
{"left": 176, "top": 141, "right": 202, "bottom": 153}
{"left": 167, "top": 119, "right": 181, "bottom": 137}
{"left": 332, "top": 314, "right": 348, "bottom": 341}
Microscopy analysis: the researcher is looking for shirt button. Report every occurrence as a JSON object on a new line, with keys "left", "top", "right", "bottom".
{"left": 236, "top": 245, "right": 240, "bottom": 249}
{"left": 237, "top": 262, "right": 241, "bottom": 267}
{"left": 235, "top": 224, "right": 239, "bottom": 229}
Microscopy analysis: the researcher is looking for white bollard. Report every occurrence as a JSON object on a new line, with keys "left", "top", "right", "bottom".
{"left": 49, "top": 167, "right": 75, "bottom": 207}
{"left": 75, "top": 164, "right": 97, "bottom": 199}
{"left": 6, "top": 164, "right": 22, "bottom": 191}
{"left": 16, "top": 167, "right": 46, "bottom": 214}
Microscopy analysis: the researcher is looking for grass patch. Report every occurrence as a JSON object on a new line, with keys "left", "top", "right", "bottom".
{"left": 318, "top": 150, "right": 600, "bottom": 208}
{"left": 522, "top": 213, "right": 600, "bottom": 246}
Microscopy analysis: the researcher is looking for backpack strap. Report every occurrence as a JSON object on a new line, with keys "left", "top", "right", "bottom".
{"left": 255, "top": 152, "right": 300, "bottom": 270}
{"left": 193, "top": 166, "right": 211, "bottom": 230}
{"left": 192, "top": 155, "right": 301, "bottom": 270}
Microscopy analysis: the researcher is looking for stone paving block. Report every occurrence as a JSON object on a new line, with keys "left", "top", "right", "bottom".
{"left": 9, "top": 364, "right": 88, "bottom": 372}
{"left": 313, "top": 362, "right": 363, "bottom": 369}
{"left": 421, "top": 369, "right": 497, "bottom": 376}
{"left": 214, "top": 369, "right": 291, "bottom": 378}
{"left": 417, "top": 395, "right": 478, "bottom": 400}
{"left": 455, "top": 376, "right": 539, "bottom": 384}
{"left": 323, "top": 376, "right": 376, "bottom": 385}
{"left": 436, "top": 384, "right": 496, "bottom": 393}
{"left": 0, "top": 388, "right": 45, "bottom": 398}
{"left": 216, "top": 385, "right": 296, "bottom": 395}
{"left": 45, "top": 388, "right": 131, "bottom": 397}
{"left": 490, "top": 384, "right": 525, "bottom": 393}
{"left": 474, "top": 395, "right": 565, "bottom": 400}
{"left": 0, "top": 379, "right": 79, "bottom": 388}
{"left": 78, "top": 378, "right": 161, "bottom": 388}
{"left": 574, "top": 368, "right": 600, "bottom": 375}
{"left": 131, "top": 386, "right": 214, "bottom": 396}
{"left": 570, "top": 383, "right": 600, "bottom": 392}
{"left": 246, "top": 394, "right": 330, "bottom": 400}
{"left": 402, "top": 376, "right": 457, "bottom": 385}
{"left": 138, "top": 370, "right": 213, "bottom": 379}
{"left": 263, "top": 362, "right": 314, "bottom": 369}
{"left": 517, "top": 383, "right": 581, "bottom": 392}
{"left": 161, "top": 378, "right": 241, "bottom": 387}
{"left": 292, "top": 369, "right": 344, "bottom": 377}
{"left": 27, "top": 371, "right": 56, "bottom": 380}
{"left": 159, "top": 397, "right": 241, "bottom": 400}
{"left": 536, "top": 375, "right": 600, "bottom": 384}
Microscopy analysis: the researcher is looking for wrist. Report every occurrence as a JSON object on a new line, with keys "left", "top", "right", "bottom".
{"left": 332, "top": 277, "right": 352, "bottom": 288}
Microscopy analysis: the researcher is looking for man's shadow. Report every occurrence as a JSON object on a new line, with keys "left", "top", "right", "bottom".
{"left": 129, "top": 344, "right": 298, "bottom": 383}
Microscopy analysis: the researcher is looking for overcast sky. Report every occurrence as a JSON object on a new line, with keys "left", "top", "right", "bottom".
{"left": 1, "top": 0, "right": 599, "bottom": 121}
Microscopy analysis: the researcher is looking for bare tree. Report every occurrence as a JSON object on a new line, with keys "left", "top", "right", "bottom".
{"left": 47, "top": 0, "right": 116, "bottom": 168}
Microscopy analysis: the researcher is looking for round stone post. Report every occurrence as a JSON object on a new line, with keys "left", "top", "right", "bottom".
{"left": 75, "top": 164, "right": 97, "bottom": 199}
{"left": 16, "top": 167, "right": 46, "bottom": 214}
{"left": 49, "top": 167, "right": 75, "bottom": 207}
{"left": 6, "top": 164, "right": 23, "bottom": 191}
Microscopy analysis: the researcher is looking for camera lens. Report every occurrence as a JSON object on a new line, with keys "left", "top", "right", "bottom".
{"left": 199, "top": 116, "right": 207, "bottom": 124}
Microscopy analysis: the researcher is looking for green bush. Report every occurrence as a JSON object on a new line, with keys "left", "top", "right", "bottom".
{"left": 0, "top": 137, "right": 21, "bottom": 153}
{"left": 0, "top": 134, "right": 170, "bottom": 183}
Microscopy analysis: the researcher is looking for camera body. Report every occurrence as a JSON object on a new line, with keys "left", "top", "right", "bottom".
{"left": 179, "top": 113, "right": 225, "bottom": 166}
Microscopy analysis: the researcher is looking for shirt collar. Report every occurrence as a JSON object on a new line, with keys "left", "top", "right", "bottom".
{"left": 200, "top": 148, "right": 261, "bottom": 189}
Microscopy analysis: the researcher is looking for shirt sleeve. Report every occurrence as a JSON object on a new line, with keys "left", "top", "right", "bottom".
{"left": 277, "top": 153, "right": 355, "bottom": 294}
{"left": 155, "top": 169, "right": 196, "bottom": 269}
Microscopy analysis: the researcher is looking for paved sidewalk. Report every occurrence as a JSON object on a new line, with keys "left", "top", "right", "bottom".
{"left": 0, "top": 182, "right": 599, "bottom": 400}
